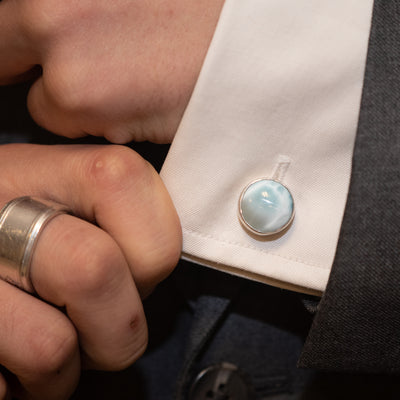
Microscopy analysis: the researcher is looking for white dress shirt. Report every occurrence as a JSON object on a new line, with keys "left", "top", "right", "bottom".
{"left": 161, "top": 0, "right": 374, "bottom": 295}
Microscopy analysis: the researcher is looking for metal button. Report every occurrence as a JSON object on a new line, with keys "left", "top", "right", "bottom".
{"left": 188, "top": 362, "right": 254, "bottom": 400}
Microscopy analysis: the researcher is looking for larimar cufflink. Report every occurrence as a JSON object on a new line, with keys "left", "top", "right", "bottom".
{"left": 238, "top": 178, "right": 294, "bottom": 237}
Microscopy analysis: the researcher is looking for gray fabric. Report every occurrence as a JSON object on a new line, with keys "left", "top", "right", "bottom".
{"left": 172, "top": 263, "right": 315, "bottom": 399}
{"left": 69, "top": 262, "right": 316, "bottom": 400}
{"left": 299, "top": 0, "right": 400, "bottom": 372}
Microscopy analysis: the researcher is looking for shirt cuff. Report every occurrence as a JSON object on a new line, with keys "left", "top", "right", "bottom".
{"left": 161, "top": 0, "right": 373, "bottom": 295}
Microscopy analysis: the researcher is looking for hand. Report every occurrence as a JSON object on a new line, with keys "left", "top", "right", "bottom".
{"left": 0, "top": 0, "right": 224, "bottom": 144}
{"left": 0, "top": 143, "right": 181, "bottom": 399}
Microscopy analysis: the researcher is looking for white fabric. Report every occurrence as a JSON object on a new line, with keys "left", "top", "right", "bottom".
{"left": 160, "top": 0, "right": 374, "bottom": 294}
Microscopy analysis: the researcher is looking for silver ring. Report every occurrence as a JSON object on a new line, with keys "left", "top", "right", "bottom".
{"left": 0, "top": 197, "right": 70, "bottom": 293}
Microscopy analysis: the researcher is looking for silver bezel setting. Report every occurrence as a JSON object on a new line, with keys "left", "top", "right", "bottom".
{"left": 238, "top": 178, "right": 295, "bottom": 237}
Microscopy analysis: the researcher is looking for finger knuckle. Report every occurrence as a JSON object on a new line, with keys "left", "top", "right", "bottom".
{"left": 29, "top": 318, "right": 78, "bottom": 375}
{"left": 86, "top": 146, "right": 152, "bottom": 193}
{"left": 64, "top": 234, "right": 125, "bottom": 295}
{"left": 43, "top": 66, "right": 90, "bottom": 115}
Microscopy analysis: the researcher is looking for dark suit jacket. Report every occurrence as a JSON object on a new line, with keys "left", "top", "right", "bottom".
{"left": 299, "top": 0, "right": 400, "bottom": 373}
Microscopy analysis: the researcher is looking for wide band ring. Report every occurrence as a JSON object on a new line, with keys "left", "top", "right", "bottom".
{"left": 0, "top": 197, "right": 70, "bottom": 293}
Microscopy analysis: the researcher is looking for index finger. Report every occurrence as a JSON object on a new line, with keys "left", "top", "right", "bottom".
{"left": 0, "top": 0, "right": 38, "bottom": 84}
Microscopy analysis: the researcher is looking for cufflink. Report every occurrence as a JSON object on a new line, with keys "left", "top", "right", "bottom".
{"left": 238, "top": 179, "right": 294, "bottom": 237}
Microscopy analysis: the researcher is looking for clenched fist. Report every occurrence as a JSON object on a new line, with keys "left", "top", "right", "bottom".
{"left": 0, "top": 0, "right": 224, "bottom": 143}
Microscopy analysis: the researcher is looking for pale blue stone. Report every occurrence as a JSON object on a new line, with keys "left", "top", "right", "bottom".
{"left": 240, "top": 179, "right": 294, "bottom": 235}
